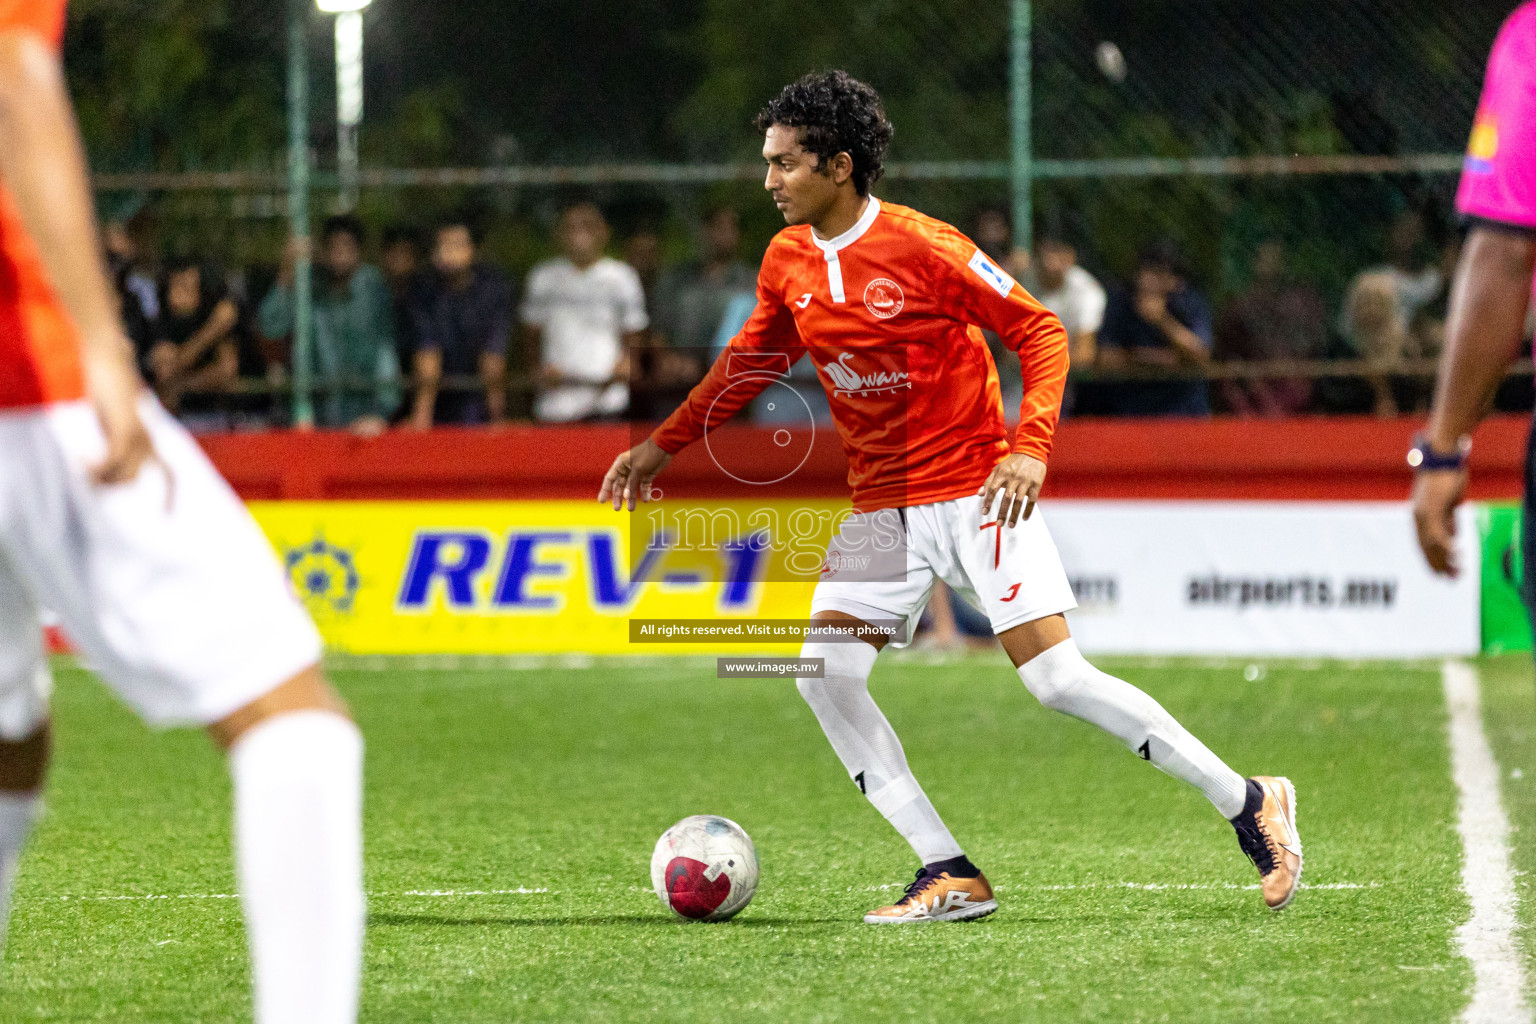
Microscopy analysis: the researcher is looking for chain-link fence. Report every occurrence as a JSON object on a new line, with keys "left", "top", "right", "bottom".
{"left": 84, "top": 0, "right": 1525, "bottom": 424}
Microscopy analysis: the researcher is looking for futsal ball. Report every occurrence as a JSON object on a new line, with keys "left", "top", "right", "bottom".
{"left": 651, "top": 815, "right": 759, "bottom": 921}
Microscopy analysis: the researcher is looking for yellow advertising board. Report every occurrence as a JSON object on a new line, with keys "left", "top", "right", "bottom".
{"left": 250, "top": 500, "right": 853, "bottom": 655}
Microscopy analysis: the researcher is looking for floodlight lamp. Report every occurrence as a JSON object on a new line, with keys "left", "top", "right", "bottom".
{"left": 316, "top": 0, "right": 372, "bottom": 12}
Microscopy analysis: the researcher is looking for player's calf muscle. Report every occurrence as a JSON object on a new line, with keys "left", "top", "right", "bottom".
{"left": 208, "top": 666, "right": 351, "bottom": 750}
{"left": 0, "top": 723, "right": 49, "bottom": 792}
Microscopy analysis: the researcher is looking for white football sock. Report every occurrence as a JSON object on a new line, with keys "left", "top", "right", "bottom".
{"left": 231, "top": 711, "right": 364, "bottom": 1024}
{"left": 1018, "top": 639, "right": 1248, "bottom": 819}
{"left": 0, "top": 791, "right": 41, "bottom": 956}
{"left": 797, "top": 641, "right": 964, "bottom": 863}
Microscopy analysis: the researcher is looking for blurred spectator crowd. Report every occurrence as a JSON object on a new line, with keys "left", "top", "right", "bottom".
{"left": 101, "top": 200, "right": 1531, "bottom": 434}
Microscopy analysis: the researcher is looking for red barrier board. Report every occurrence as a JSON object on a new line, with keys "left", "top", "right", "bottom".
{"left": 196, "top": 416, "right": 1530, "bottom": 502}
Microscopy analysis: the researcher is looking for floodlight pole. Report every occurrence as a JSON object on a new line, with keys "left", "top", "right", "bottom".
{"left": 334, "top": 10, "right": 364, "bottom": 212}
{"left": 1009, "top": 0, "right": 1033, "bottom": 253}
{"left": 287, "top": 0, "right": 314, "bottom": 427}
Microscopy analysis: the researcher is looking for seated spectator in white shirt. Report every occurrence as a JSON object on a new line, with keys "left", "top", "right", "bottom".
{"left": 523, "top": 202, "right": 649, "bottom": 423}
{"left": 1339, "top": 209, "right": 1450, "bottom": 416}
{"left": 1020, "top": 231, "right": 1106, "bottom": 418}
{"left": 1026, "top": 232, "right": 1107, "bottom": 367}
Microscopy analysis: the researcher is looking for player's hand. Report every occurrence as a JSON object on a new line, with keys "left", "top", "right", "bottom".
{"left": 599, "top": 438, "right": 672, "bottom": 511}
{"left": 82, "top": 335, "right": 155, "bottom": 486}
{"left": 979, "top": 453, "right": 1047, "bottom": 528}
{"left": 348, "top": 414, "right": 387, "bottom": 438}
{"left": 1411, "top": 467, "right": 1467, "bottom": 577}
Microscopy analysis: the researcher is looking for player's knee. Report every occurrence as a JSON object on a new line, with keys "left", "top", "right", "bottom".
{"left": 1017, "top": 638, "right": 1092, "bottom": 711}
{"left": 800, "top": 640, "right": 878, "bottom": 683}
{"left": 209, "top": 665, "right": 352, "bottom": 750}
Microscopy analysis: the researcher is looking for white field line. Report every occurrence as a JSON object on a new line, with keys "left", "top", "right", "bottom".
{"left": 301, "top": 654, "right": 1443, "bottom": 675}
{"left": 855, "top": 881, "right": 1381, "bottom": 894}
{"left": 1442, "top": 660, "right": 1532, "bottom": 1024}
{"left": 24, "top": 880, "right": 1380, "bottom": 904}
{"left": 22, "top": 887, "right": 551, "bottom": 903}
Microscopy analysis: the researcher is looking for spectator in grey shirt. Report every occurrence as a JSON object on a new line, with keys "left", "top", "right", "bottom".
{"left": 653, "top": 205, "right": 756, "bottom": 365}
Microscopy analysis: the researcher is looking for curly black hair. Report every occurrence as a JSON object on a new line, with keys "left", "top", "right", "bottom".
{"left": 753, "top": 70, "right": 894, "bottom": 197}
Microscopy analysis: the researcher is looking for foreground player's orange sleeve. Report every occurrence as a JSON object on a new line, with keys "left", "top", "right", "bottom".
{"left": 926, "top": 226, "right": 1069, "bottom": 463}
{"left": 0, "top": 0, "right": 66, "bottom": 44}
{"left": 650, "top": 266, "right": 805, "bottom": 454}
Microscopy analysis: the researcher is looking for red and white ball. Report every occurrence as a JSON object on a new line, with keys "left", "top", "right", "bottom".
{"left": 651, "top": 815, "right": 759, "bottom": 921}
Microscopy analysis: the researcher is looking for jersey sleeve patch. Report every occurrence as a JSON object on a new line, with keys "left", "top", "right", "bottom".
{"left": 967, "top": 249, "right": 1016, "bottom": 297}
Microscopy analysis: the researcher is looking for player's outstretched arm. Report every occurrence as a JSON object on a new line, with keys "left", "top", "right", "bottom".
{"left": 598, "top": 438, "right": 673, "bottom": 511}
{"left": 1412, "top": 226, "right": 1536, "bottom": 576}
{"left": 612, "top": 265, "right": 802, "bottom": 510}
{"left": 0, "top": 29, "right": 150, "bottom": 484}
{"left": 927, "top": 225, "right": 1069, "bottom": 529}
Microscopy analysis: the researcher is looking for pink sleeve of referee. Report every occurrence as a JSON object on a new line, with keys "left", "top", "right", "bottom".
{"left": 1457, "top": 2, "right": 1536, "bottom": 231}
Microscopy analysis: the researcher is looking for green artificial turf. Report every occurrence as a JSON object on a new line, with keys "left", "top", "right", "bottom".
{"left": 0, "top": 653, "right": 1485, "bottom": 1022}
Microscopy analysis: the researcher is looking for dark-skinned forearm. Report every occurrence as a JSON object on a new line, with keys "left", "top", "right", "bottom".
{"left": 480, "top": 352, "right": 507, "bottom": 421}
{"left": 1157, "top": 317, "right": 1211, "bottom": 365}
{"left": 1425, "top": 227, "right": 1536, "bottom": 450}
{"left": 174, "top": 299, "right": 239, "bottom": 374}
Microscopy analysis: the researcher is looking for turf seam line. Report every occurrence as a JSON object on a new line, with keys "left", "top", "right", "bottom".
{"left": 850, "top": 881, "right": 1379, "bottom": 893}
{"left": 23, "top": 881, "right": 1376, "bottom": 904}
{"left": 304, "top": 654, "right": 1445, "bottom": 674}
{"left": 21, "top": 887, "right": 553, "bottom": 903}
{"left": 1442, "top": 659, "right": 1533, "bottom": 1024}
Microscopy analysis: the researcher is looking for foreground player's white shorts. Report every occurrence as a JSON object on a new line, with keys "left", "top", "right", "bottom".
{"left": 809, "top": 493, "right": 1077, "bottom": 648}
{"left": 0, "top": 397, "right": 322, "bottom": 731}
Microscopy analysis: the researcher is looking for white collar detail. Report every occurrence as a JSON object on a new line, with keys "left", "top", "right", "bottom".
{"left": 811, "top": 196, "right": 881, "bottom": 254}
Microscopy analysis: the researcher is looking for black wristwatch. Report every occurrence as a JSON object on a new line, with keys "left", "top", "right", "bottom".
{"left": 1407, "top": 433, "right": 1472, "bottom": 472}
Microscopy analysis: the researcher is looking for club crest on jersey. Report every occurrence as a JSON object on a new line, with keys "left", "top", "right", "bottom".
{"left": 863, "top": 278, "right": 905, "bottom": 319}
{"left": 822, "top": 351, "right": 911, "bottom": 397}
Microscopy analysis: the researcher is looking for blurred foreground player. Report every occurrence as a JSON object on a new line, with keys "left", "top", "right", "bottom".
{"left": 0, "top": 4, "right": 362, "bottom": 1020}
{"left": 601, "top": 71, "right": 1301, "bottom": 921}
{"left": 1414, "top": 3, "right": 1536, "bottom": 607}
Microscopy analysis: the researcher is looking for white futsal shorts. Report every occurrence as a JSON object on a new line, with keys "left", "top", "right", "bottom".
{"left": 0, "top": 397, "right": 322, "bottom": 733}
{"left": 809, "top": 492, "right": 1078, "bottom": 648}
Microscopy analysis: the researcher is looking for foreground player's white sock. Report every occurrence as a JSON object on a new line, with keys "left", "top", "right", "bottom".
{"left": 0, "top": 792, "right": 41, "bottom": 954}
{"left": 797, "top": 641, "right": 964, "bottom": 864}
{"left": 1018, "top": 639, "right": 1247, "bottom": 819}
{"left": 231, "top": 711, "right": 364, "bottom": 1024}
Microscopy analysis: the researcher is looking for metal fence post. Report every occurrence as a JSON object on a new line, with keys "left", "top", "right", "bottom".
{"left": 288, "top": 0, "right": 315, "bottom": 427}
{"left": 1010, "top": 0, "right": 1032, "bottom": 254}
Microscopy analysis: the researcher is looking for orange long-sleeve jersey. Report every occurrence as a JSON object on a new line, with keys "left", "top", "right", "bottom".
{"left": 651, "top": 198, "right": 1069, "bottom": 511}
{"left": 0, "top": 0, "right": 86, "bottom": 412}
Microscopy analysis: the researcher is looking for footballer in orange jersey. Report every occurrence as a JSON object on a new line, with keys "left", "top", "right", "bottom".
{"left": 0, "top": 3, "right": 362, "bottom": 1017}
{"left": 601, "top": 71, "right": 1301, "bottom": 920}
